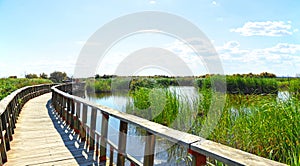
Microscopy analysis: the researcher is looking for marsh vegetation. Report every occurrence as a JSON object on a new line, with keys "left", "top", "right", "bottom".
{"left": 86, "top": 74, "right": 299, "bottom": 165}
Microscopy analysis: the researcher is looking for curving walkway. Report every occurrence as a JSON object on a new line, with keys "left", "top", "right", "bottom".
{"left": 5, "top": 93, "right": 100, "bottom": 166}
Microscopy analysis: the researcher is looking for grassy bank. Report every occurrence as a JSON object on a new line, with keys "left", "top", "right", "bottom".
{"left": 86, "top": 75, "right": 285, "bottom": 95}
{"left": 0, "top": 78, "right": 52, "bottom": 100}
{"left": 196, "top": 75, "right": 278, "bottom": 94}
{"left": 85, "top": 77, "right": 194, "bottom": 93}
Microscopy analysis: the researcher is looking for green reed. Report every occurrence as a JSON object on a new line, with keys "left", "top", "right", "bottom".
{"left": 198, "top": 91, "right": 300, "bottom": 165}
{"left": 133, "top": 87, "right": 300, "bottom": 165}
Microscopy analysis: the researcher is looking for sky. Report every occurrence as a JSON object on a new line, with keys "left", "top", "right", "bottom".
{"left": 0, "top": 0, "right": 299, "bottom": 78}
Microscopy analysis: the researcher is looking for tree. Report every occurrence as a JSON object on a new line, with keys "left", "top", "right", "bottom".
{"left": 49, "top": 71, "right": 67, "bottom": 83}
{"left": 25, "top": 73, "right": 38, "bottom": 79}
{"left": 259, "top": 72, "right": 276, "bottom": 78}
{"left": 95, "top": 74, "right": 100, "bottom": 79}
{"left": 39, "top": 73, "right": 48, "bottom": 79}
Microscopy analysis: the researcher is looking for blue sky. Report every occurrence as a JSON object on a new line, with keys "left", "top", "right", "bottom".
{"left": 0, "top": 0, "right": 299, "bottom": 77}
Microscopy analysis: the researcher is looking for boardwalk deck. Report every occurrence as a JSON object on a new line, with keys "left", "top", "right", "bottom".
{"left": 6, "top": 93, "right": 100, "bottom": 166}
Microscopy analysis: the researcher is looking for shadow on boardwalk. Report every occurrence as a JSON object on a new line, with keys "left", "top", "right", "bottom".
{"left": 46, "top": 100, "right": 101, "bottom": 166}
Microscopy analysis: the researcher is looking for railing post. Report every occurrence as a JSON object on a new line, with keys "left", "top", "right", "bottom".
{"left": 4, "top": 112, "right": 13, "bottom": 141}
{"left": 15, "top": 95, "right": 21, "bottom": 117}
{"left": 188, "top": 149, "right": 206, "bottom": 166}
{"left": 60, "top": 96, "right": 64, "bottom": 119}
{"left": 109, "top": 146, "right": 114, "bottom": 166}
{"left": 96, "top": 134, "right": 100, "bottom": 157}
{"left": 80, "top": 104, "right": 88, "bottom": 141}
{"left": 12, "top": 98, "right": 18, "bottom": 123}
{"left": 100, "top": 113, "right": 109, "bottom": 163}
{"left": 56, "top": 93, "right": 60, "bottom": 113}
{"left": 52, "top": 92, "right": 57, "bottom": 113}
{"left": 0, "top": 118, "right": 7, "bottom": 163}
{"left": 1, "top": 114, "right": 10, "bottom": 151}
{"left": 89, "top": 107, "right": 97, "bottom": 150}
{"left": 70, "top": 99, "right": 75, "bottom": 129}
{"left": 66, "top": 98, "right": 71, "bottom": 125}
{"left": 143, "top": 132, "right": 156, "bottom": 166}
{"left": 64, "top": 97, "right": 68, "bottom": 122}
{"left": 59, "top": 94, "right": 64, "bottom": 116}
{"left": 74, "top": 101, "right": 81, "bottom": 134}
{"left": 7, "top": 104, "right": 15, "bottom": 135}
{"left": 117, "top": 121, "right": 128, "bottom": 166}
{"left": 9, "top": 101, "right": 16, "bottom": 129}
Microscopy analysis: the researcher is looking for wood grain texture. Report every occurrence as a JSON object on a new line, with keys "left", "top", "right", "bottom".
{"left": 6, "top": 93, "right": 107, "bottom": 166}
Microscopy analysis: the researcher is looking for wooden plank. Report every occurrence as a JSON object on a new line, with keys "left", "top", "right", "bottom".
{"left": 6, "top": 93, "right": 100, "bottom": 165}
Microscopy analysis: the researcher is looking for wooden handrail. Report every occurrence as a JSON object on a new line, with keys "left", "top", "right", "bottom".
{"left": 51, "top": 83, "right": 286, "bottom": 166}
{"left": 0, "top": 84, "right": 55, "bottom": 164}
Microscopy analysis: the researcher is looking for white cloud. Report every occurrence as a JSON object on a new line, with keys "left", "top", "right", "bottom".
{"left": 211, "top": 1, "right": 220, "bottom": 6}
{"left": 165, "top": 39, "right": 225, "bottom": 75}
{"left": 230, "top": 21, "right": 296, "bottom": 36}
{"left": 149, "top": 0, "right": 156, "bottom": 4}
{"left": 217, "top": 41, "right": 300, "bottom": 75}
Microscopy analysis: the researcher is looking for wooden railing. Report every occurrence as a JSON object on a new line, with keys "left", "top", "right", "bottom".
{"left": 51, "top": 83, "right": 286, "bottom": 166}
{"left": 0, "top": 84, "right": 54, "bottom": 165}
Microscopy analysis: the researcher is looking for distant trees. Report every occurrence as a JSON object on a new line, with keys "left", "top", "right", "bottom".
{"left": 23, "top": 71, "right": 68, "bottom": 83}
{"left": 94, "top": 74, "right": 117, "bottom": 79}
{"left": 25, "top": 73, "right": 48, "bottom": 79}
{"left": 95, "top": 74, "right": 100, "bottom": 79}
{"left": 25, "top": 73, "right": 38, "bottom": 79}
{"left": 231, "top": 72, "right": 276, "bottom": 78}
{"left": 39, "top": 73, "right": 48, "bottom": 79}
{"left": 49, "top": 71, "right": 67, "bottom": 83}
{"left": 259, "top": 72, "right": 276, "bottom": 78}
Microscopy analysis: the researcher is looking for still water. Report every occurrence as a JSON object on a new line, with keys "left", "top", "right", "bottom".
{"left": 85, "top": 86, "right": 198, "bottom": 165}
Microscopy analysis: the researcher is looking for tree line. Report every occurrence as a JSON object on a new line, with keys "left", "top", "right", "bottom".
{"left": 23, "top": 71, "right": 69, "bottom": 83}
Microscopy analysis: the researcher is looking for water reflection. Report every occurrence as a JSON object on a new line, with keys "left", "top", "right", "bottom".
{"left": 86, "top": 87, "right": 196, "bottom": 165}
{"left": 277, "top": 91, "right": 291, "bottom": 102}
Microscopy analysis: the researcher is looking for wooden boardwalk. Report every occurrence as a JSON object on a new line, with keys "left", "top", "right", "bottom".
{"left": 6, "top": 93, "right": 100, "bottom": 166}
{"left": 0, "top": 83, "right": 286, "bottom": 166}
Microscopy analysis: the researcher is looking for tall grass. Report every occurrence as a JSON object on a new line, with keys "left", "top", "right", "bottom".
{"left": 196, "top": 76, "right": 278, "bottom": 94}
{"left": 127, "top": 87, "right": 179, "bottom": 126}
{"left": 193, "top": 92, "right": 300, "bottom": 165}
{"left": 289, "top": 79, "right": 300, "bottom": 94}
{"left": 130, "top": 87, "right": 300, "bottom": 165}
{"left": 0, "top": 78, "right": 52, "bottom": 100}
{"left": 86, "top": 78, "right": 111, "bottom": 93}
{"left": 87, "top": 77, "right": 196, "bottom": 93}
